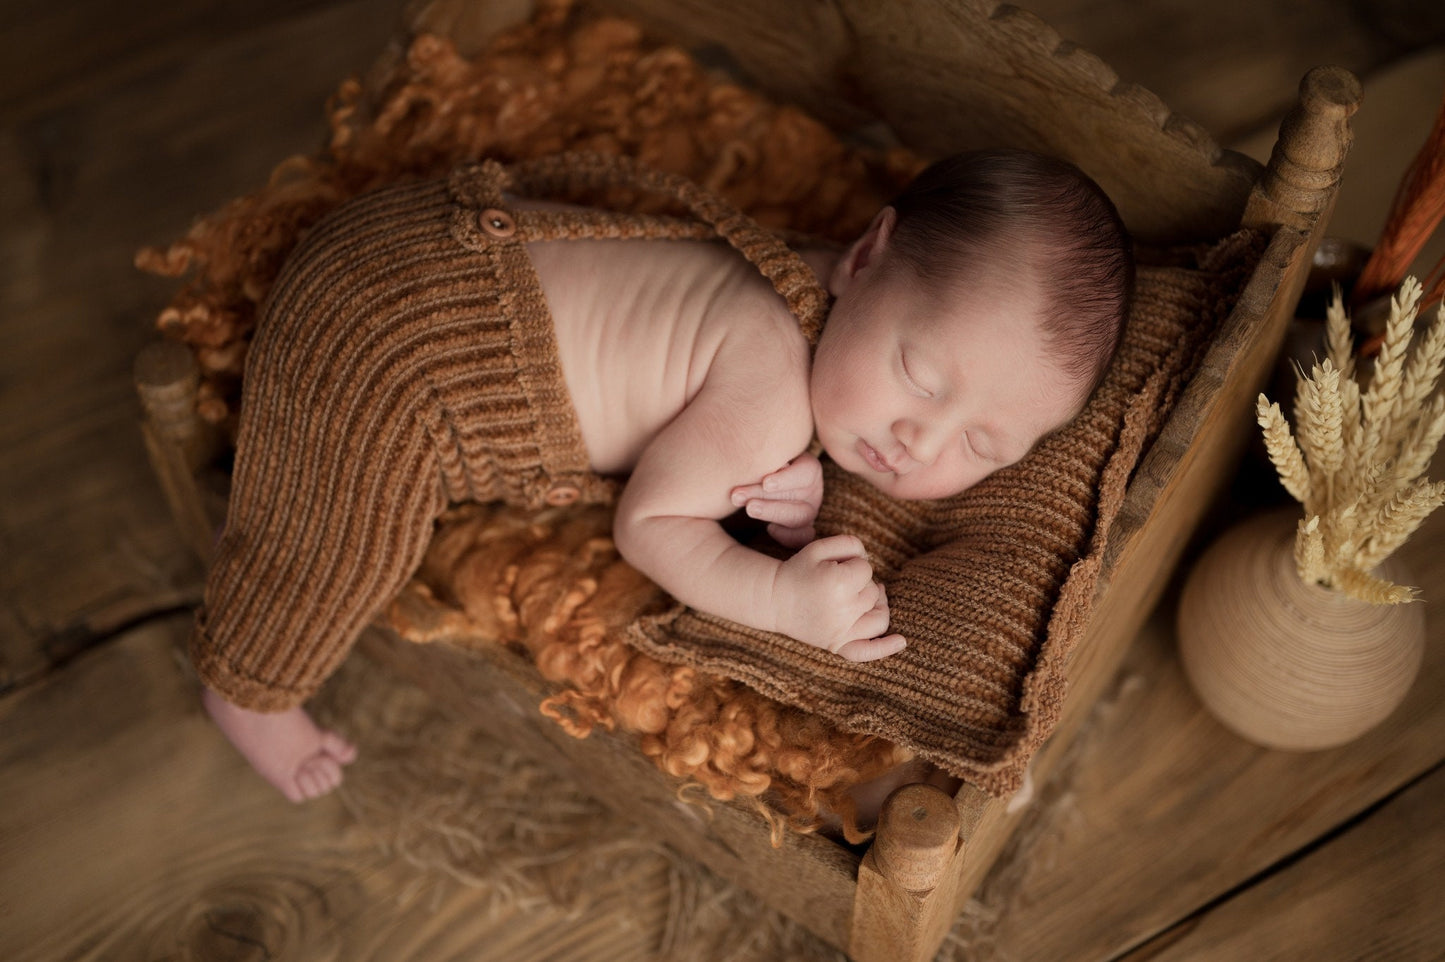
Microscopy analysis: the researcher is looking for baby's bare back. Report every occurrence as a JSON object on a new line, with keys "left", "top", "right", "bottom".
{"left": 526, "top": 233, "right": 814, "bottom": 476}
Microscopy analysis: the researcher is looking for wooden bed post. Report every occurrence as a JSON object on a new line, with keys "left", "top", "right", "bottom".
{"left": 1244, "top": 65, "right": 1362, "bottom": 230}
{"left": 849, "top": 783, "right": 964, "bottom": 962}
{"left": 134, "top": 340, "right": 217, "bottom": 563}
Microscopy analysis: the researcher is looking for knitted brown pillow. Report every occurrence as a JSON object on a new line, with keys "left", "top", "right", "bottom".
{"left": 628, "top": 229, "right": 1264, "bottom": 795}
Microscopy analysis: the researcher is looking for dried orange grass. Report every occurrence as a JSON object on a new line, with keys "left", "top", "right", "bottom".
{"left": 1258, "top": 278, "right": 1445, "bottom": 602}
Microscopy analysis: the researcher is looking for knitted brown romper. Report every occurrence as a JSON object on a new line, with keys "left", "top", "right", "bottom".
{"left": 192, "top": 153, "right": 830, "bottom": 712}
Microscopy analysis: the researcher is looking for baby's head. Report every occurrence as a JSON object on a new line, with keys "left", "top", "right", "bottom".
{"left": 811, "top": 148, "right": 1133, "bottom": 499}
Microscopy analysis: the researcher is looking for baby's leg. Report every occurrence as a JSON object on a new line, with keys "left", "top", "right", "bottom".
{"left": 202, "top": 686, "right": 357, "bottom": 802}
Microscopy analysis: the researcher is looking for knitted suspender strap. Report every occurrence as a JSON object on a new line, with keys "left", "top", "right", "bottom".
{"left": 519, "top": 209, "right": 718, "bottom": 244}
{"left": 505, "top": 152, "right": 829, "bottom": 345}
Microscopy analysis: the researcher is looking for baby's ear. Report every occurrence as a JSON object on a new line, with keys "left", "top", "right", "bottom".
{"left": 831, "top": 206, "right": 897, "bottom": 295}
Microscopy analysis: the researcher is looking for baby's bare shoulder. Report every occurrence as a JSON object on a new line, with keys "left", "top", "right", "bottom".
{"left": 689, "top": 287, "right": 814, "bottom": 464}
{"left": 709, "top": 288, "right": 811, "bottom": 391}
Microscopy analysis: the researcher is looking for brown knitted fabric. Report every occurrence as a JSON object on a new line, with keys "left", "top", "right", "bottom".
{"left": 192, "top": 152, "right": 830, "bottom": 712}
{"left": 628, "top": 229, "right": 1265, "bottom": 794}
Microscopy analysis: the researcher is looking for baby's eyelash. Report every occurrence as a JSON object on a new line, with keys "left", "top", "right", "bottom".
{"left": 963, "top": 432, "right": 994, "bottom": 462}
{"left": 900, "top": 352, "right": 933, "bottom": 398}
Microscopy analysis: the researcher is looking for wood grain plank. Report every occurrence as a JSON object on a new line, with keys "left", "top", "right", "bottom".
{"left": 0, "top": 615, "right": 375, "bottom": 961}
{"left": 965, "top": 507, "right": 1445, "bottom": 961}
{"left": 1118, "top": 763, "right": 1445, "bottom": 962}
{"left": 0, "top": 0, "right": 401, "bottom": 125}
{"left": 364, "top": 628, "right": 864, "bottom": 952}
{"left": 0, "top": 615, "right": 674, "bottom": 962}
{"left": 1020, "top": 0, "right": 1439, "bottom": 141}
{"left": 0, "top": 0, "right": 402, "bottom": 688}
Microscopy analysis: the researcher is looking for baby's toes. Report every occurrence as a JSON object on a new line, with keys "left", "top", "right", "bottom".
{"left": 297, "top": 755, "right": 344, "bottom": 799}
{"left": 291, "top": 768, "right": 323, "bottom": 802}
{"left": 278, "top": 778, "right": 308, "bottom": 805}
{"left": 321, "top": 729, "right": 358, "bottom": 765}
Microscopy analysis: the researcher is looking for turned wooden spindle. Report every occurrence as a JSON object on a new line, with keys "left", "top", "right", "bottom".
{"left": 135, "top": 341, "right": 208, "bottom": 468}
{"left": 850, "top": 782, "right": 963, "bottom": 962}
{"left": 134, "top": 340, "right": 217, "bottom": 562}
{"left": 1245, "top": 65, "right": 1363, "bottom": 230}
{"left": 871, "top": 783, "right": 962, "bottom": 893}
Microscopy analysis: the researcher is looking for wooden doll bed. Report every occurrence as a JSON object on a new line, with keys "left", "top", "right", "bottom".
{"left": 133, "top": 2, "right": 1361, "bottom": 960}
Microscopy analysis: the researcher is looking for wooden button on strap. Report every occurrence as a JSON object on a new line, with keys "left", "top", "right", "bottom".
{"left": 544, "top": 482, "right": 580, "bottom": 506}
{"left": 479, "top": 207, "right": 516, "bottom": 238}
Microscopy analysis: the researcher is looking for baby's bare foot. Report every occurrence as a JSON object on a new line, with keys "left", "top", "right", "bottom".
{"left": 202, "top": 688, "right": 357, "bottom": 802}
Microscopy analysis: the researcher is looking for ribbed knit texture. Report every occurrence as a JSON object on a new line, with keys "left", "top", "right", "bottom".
{"left": 628, "top": 229, "right": 1265, "bottom": 793}
{"left": 192, "top": 153, "right": 830, "bottom": 711}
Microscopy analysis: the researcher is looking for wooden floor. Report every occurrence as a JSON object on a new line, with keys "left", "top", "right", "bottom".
{"left": 3, "top": 3, "right": 1443, "bottom": 960}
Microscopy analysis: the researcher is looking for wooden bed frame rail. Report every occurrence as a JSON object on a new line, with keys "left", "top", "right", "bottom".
{"left": 134, "top": 18, "right": 1360, "bottom": 957}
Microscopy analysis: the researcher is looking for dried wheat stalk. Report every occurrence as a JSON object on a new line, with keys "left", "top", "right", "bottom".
{"left": 1257, "top": 277, "right": 1445, "bottom": 603}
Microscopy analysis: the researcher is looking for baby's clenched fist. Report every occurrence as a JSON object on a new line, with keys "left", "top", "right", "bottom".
{"left": 771, "top": 534, "right": 906, "bottom": 661}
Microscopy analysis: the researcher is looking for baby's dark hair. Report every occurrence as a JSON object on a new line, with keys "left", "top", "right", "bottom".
{"left": 886, "top": 148, "right": 1134, "bottom": 391}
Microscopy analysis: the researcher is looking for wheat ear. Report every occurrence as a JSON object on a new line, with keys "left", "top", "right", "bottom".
{"left": 1295, "top": 514, "right": 1326, "bottom": 584}
{"left": 1334, "top": 567, "right": 1418, "bottom": 605}
{"left": 1356, "top": 478, "right": 1445, "bottom": 571}
{"left": 1258, "top": 395, "right": 1311, "bottom": 505}
{"left": 1390, "top": 300, "right": 1445, "bottom": 444}
{"left": 1325, "top": 283, "right": 1356, "bottom": 381}
{"left": 1297, "top": 360, "right": 1346, "bottom": 516}
{"left": 1392, "top": 393, "right": 1445, "bottom": 491}
{"left": 1358, "top": 279, "right": 1423, "bottom": 470}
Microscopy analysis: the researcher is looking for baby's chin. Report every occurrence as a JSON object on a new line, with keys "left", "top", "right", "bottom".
{"left": 842, "top": 464, "right": 964, "bottom": 502}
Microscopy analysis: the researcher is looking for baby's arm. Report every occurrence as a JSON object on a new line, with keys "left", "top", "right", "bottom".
{"left": 729, "top": 452, "right": 824, "bottom": 548}
{"left": 614, "top": 381, "right": 904, "bottom": 661}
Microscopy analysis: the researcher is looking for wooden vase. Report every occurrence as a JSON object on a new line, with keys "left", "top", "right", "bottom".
{"left": 1177, "top": 509, "right": 1426, "bottom": 750}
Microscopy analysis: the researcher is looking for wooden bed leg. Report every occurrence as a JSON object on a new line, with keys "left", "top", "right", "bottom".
{"left": 849, "top": 783, "right": 964, "bottom": 962}
{"left": 134, "top": 340, "right": 217, "bottom": 563}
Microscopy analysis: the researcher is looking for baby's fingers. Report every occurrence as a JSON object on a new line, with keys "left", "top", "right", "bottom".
{"left": 762, "top": 452, "right": 822, "bottom": 494}
{"left": 836, "top": 633, "right": 907, "bottom": 662}
{"left": 745, "top": 497, "right": 816, "bottom": 528}
{"left": 802, "top": 534, "right": 867, "bottom": 563}
{"left": 729, "top": 482, "right": 767, "bottom": 507}
{"left": 767, "top": 522, "right": 816, "bottom": 549}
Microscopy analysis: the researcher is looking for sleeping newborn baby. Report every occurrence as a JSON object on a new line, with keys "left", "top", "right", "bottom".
{"left": 193, "top": 149, "right": 1133, "bottom": 801}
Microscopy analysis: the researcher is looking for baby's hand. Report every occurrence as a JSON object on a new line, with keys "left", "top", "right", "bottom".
{"left": 730, "top": 452, "right": 824, "bottom": 548}
{"left": 773, "top": 534, "right": 907, "bottom": 661}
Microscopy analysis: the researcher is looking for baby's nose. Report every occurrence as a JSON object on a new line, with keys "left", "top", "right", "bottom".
{"left": 894, "top": 419, "right": 943, "bottom": 465}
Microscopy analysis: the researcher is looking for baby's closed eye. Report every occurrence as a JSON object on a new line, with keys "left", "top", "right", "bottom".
{"left": 899, "top": 349, "right": 935, "bottom": 398}
{"left": 963, "top": 432, "right": 1001, "bottom": 463}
